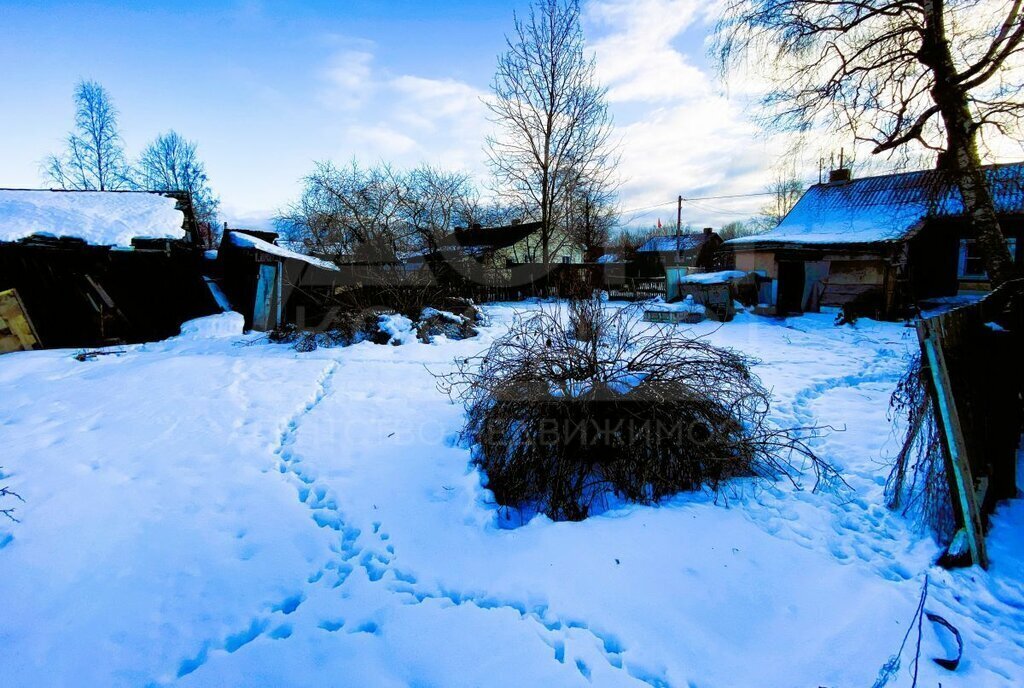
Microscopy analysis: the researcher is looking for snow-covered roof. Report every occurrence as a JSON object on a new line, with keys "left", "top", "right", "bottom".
{"left": 0, "top": 189, "right": 188, "bottom": 247}
{"left": 228, "top": 231, "right": 339, "bottom": 271}
{"left": 637, "top": 233, "right": 710, "bottom": 253}
{"left": 726, "top": 162, "right": 1024, "bottom": 248}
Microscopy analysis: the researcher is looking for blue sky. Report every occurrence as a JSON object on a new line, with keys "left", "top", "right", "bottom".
{"left": 0, "top": 0, "right": 783, "bottom": 228}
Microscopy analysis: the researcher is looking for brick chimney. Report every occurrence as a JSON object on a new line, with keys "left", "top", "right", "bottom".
{"left": 829, "top": 168, "right": 852, "bottom": 183}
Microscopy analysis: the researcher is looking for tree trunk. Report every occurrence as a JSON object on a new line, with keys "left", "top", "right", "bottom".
{"left": 922, "top": 0, "right": 1017, "bottom": 287}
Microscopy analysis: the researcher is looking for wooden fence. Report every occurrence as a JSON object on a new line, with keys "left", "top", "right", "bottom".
{"left": 916, "top": 279, "right": 1024, "bottom": 568}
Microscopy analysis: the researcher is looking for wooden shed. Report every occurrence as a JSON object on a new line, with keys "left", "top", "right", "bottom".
{"left": 721, "top": 164, "right": 1024, "bottom": 318}
{"left": 0, "top": 189, "right": 220, "bottom": 349}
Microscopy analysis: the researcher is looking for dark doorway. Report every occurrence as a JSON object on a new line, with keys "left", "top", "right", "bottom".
{"left": 777, "top": 260, "right": 806, "bottom": 313}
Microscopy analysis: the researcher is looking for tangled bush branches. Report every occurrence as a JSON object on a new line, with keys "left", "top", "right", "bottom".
{"left": 1, "top": 467, "right": 22, "bottom": 522}
{"left": 885, "top": 354, "right": 955, "bottom": 542}
{"left": 439, "top": 296, "right": 843, "bottom": 521}
{"left": 269, "top": 309, "right": 384, "bottom": 351}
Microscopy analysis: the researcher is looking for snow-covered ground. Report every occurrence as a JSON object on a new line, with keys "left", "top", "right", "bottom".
{"left": 1, "top": 304, "right": 1022, "bottom": 687}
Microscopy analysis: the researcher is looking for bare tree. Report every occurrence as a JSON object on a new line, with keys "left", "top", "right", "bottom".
{"left": 45, "top": 80, "right": 131, "bottom": 191}
{"left": 486, "top": 0, "right": 615, "bottom": 271}
{"left": 757, "top": 171, "right": 804, "bottom": 229}
{"left": 277, "top": 161, "right": 406, "bottom": 263}
{"left": 279, "top": 162, "right": 492, "bottom": 263}
{"left": 715, "top": 0, "right": 1023, "bottom": 285}
{"left": 136, "top": 131, "right": 221, "bottom": 244}
{"left": 399, "top": 165, "right": 478, "bottom": 253}
{"left": 564, "top": 178, "right": 618, "bottom": 260}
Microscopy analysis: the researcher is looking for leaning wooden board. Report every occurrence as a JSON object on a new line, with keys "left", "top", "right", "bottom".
{"left": 0, "top": 288, "right": 41, "bottom": 353}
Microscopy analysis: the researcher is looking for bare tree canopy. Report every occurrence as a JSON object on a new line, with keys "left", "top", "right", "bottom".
{"left": 45, "top": 80, "right": 131, "bottom": 191}
{"left": 715, "top": 0, "right": 1024, "bottom": 285}
{"left": 136, "top": 131, "right": 221, "bottom": 240}
{"left": 277, "top": 162, "right": 487, "bottom": 263}
{"left": 758, "top": 171, "right": 804, "bottom": 229}
{"left": 564, "top": 178, "right": 618, "bottom": 259}
{"left": 486, "top": 0, "right": 616, "bottom": 268}
{"left": 400, "top": 165, "right": 479, "bottom": 253}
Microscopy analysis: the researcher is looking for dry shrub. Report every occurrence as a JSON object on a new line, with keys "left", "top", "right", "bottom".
{"left": 269, "top": 308, "right": 384, "bottom": 351}
{"left": 885, "top": 354, "right": 955, "bottom": 542}
{"left": 440, "top": 295, "right": 843, "bottom": 521}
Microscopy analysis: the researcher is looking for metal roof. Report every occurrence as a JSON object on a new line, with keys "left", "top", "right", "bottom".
{"left": 637, "top": 233, "right": 711, "bottom": 253}
{"left": 726, "top": 162, "right": 1024, "bottom": 248}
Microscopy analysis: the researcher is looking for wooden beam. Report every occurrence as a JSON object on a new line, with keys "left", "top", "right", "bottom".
{"left": 917, "top": 317, "right": 988, "bottom": 568}
{"left": 0, "top": 288, "right": 41, "bottom": 352}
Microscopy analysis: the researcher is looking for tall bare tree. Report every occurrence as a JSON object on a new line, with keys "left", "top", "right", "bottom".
{"left": 45, "top": 80, "right": 131, "bottom": 191}
{"left": 486, "top": 0, "right": 615, "bottom": 270}
{"left": 136, "top": 131, "right": 221, "bottom": 243}
{"left": 715, "top": 0, "right": 1024, "bottom": 285}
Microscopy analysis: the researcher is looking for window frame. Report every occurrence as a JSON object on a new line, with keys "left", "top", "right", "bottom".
{"left": 958, "top": 237, "right": 1017, "bottom": 280}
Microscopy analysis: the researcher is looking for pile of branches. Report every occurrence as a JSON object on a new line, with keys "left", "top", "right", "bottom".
{"left": 268, "top": 308, "right": 386, "bottom": 351}
{"left": 885, "top": 354, "right": 955, "bottom": 542}
{"left": 440, "top": 296, "right": 843, "bottom": 521}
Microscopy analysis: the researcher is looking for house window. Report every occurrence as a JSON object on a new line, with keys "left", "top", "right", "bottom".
{"left": 561, "top": 255, "right": 571, "bottom": 264}
{"left": 958, "top": 238, "right": 1017, "bottom": 279}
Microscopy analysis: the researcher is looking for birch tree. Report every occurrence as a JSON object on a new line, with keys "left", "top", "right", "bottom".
{"left": 715, "top": 0, "right": 1024, "bottom": 285}
{"left": 45, "top": 80, "right": 131, "bottom": 191}
{"left": 136, "top": 131, "right": 221, "bottom": 237}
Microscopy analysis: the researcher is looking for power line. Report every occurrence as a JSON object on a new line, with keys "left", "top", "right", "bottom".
{"left": 683, "top": 191, "right": 777, "bottom": 202}
{"left": 618, "top": 189, "right": 776, "bottom": 215}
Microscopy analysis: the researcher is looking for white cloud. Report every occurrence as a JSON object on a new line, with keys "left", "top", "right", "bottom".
{"left": 586, "top": 0, "right": 784, "bottom": 226}
{"left": 315, "top": 45, "right": 492, "bottom": 176}
{"left": 319, "top": 47, "right": 376, "bottom": 110}
{"left": 588, "top": 0, "right": 709, "bottom": 103}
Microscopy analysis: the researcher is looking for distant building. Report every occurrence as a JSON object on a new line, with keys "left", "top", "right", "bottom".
{"left": 722, "top": 163, "right": 1024, "bottom": 318}
{"left": 634, "top": 228, "right": 723, "bottom": 278}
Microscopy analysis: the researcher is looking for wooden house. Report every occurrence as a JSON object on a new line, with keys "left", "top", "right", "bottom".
{"left": 633, "top": 228, "right": 723, "bottom": 278}
{"left": 721, "top": 164, "right": 1024, "bottom": 318}
{"left": 0, "top": 189, "right": 219, "bottom": 349}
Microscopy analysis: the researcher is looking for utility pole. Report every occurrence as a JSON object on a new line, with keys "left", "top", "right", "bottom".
{"left": 675, "top": 195, "right": 683, "bottom": 265}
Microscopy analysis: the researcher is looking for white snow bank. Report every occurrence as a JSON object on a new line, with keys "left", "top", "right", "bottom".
{"left": 420, "top": 307, "right": 463, "bottom": 323}
{"left": 2, "top": 304, "right": 1023, "bottom": 688}
{"left": 177, "top": 312, "right": 246, "bottom": 339}
{"left": 647, "top": 295, "right": 706, "bottom": 314}
{"left": 676, "top": 270, "right": 747, "bottom": 284}
{"left": 228, "top": 232, "right": 338, "bottom": 271}
{"left": 0, "top": 190, "right": 186, "bottom": 246}
{"left": 378, "top": 313, "right": 416, "bottom": 345}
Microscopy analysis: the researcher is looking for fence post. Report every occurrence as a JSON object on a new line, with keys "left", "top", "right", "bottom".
{"left": 917, "top": 317, "right": 988, "bottom": 569}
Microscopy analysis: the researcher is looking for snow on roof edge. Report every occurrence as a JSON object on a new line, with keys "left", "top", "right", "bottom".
{"left": 228, "top": 231, "right": 339, "bottom": 271}
{"left": 0, "top": 189, "right": 188, "bottom": 247}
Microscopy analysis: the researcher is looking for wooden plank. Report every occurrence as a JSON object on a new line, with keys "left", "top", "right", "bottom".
{"left": 0, "top": 288, "right": 41, "bottom": 352}
{"left": 917, "top": 317, "right": 988, "bottom": 568}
